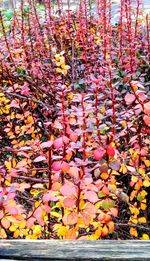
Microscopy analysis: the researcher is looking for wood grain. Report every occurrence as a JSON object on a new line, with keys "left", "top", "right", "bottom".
{"left": 1, "top": 240, "right": 150, "bottom": 260}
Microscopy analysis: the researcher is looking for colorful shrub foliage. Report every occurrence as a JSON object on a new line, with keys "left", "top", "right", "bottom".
{"left": 0, "top": 0, "right": 150, "bottom": 240}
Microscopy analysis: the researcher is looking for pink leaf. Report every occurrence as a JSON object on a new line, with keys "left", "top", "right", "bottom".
{"left": 43, "top": 191, "right": 58, "bottom": 202}
{"left": 16, "top": 160, "right": 27, "bottom": 168}
{"left": 52, "top": 161, "right": 61, "bottom": 171}
{"left": 34, "top": 206, "right": 42, "bottom": 220}
{"left": 6, "top": 206, "right": 18, "bottom": 215}
{"left": 85, "top": 191, "right": 99, "bottom": 203}
{"left": 125, "top": 93, "right": 136, "bottom": 105}
{"left": 34, "top": 155, "right": 46, "bottom": 162}
{"left": 94, "top": 148, "right": 105, "bottom": 160}
{"left": 68, "top": 167, "right": 79, "bottom": 179}
{"left": 61, "top": 183, "right": 76, "bottom": 196}
{"left": 62, "top": 136, "right": 70, "bottom": 145}
{"left": 53, "top": 137, "right": 63, "bottom": 149}
{"left": 26, "top": 217, "right": 35, "bottom": 229}
{"left": 70, "top": 132, "right": 78, "bottom": 142}
{"left": 40, "top": 140, "right": 53, "bottom": 149}
{"left": 63, "top": 198, "right": 76, "bottom": 208}
{"left": 136, "top": 91, "right": 147, "bottom": 102}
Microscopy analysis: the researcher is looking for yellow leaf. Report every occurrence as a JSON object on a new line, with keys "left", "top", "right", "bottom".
{"left": 131, "top": 176, "right": 138, "bottom": 183}
{"left": 88, "top": 234, "right": 99, "bottom": 240}
{"left": 129, "top": 206, "right": 139, "bottom": 216}
{"left": 122, "top": 121, "right": 127, "bottom": 128}
{"left": 79, "top": 200, "right": 85, "bottom": 210}
{"left": 55, "top": 54, "right": 60, "bottom": 61}
{"left": 4, "top": 161, "right": 11, "bottom": 171}
{"left": 106, "top": 53, "right": 110, "bottom": 59}
{"left": 51, "top": 211, "right": 61, "bottom": 218}
{"left": 14, "top": 229, "right": 20, "bottom": 238}
{"left": 95, "top": 227, "right": 102, "bottom": 238}
{"left": 143, "top": 180, "right": 150, "bottom": 187}
{"left": 9, "top": 224, "right": 18, "bottom": 232}
{"left": 140, "top": 203, "right": 147, "bottom": 210}
{"left": 141, "top": 190, "right": 147, "bottom": 198}
{"left": 130, "top": 217, "right": 138, "bottom": 224}
{"left": 56, "top": 226, "right": 67, "bottom": 238}
{"left": 139, "top": 168, "right": 145, "bottom": 176}
{"left": 19, "top": 220, "right": 26, "bottom": 229}
{"left": 100, "top": 106, "right": 105, "bottom": 113}
{"left": 141, "top": 234, "right": 149, "bottom": 240}
{"left": 56, "top": 68, "right": 62, "bottom": 74}
{"left": 138, "top": 217, "right": 147, "bottom": 223}
{"left": 68, "top": 92, "right": 73, "bottom": 100}
{"left": 33, "top": 225, "right": 42, "bottom": 236}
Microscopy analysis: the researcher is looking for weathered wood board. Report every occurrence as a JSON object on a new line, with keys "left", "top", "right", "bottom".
{"left": 0, "top": 240, "right": 150, "bottom": 260}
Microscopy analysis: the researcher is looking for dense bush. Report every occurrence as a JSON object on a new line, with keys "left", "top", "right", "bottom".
{"left": 0, "top": 0, "right": 150, "bottom": 239}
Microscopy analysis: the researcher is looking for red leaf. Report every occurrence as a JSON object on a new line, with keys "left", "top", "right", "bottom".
{"left": 85, "top": 191, "right": 99, "bottom": 203}
{"left": 94, "top": 148, "right": 105, "bottom": 160}
{"left": 53, "top": 137, "right": 63, "bottom": 149}
{"left": 125, "top": 93, "right": 135, "bottom": 105}
{"left": 61, "top": 183, "right": 76, "bottom": 196}
{"left": 106, "top": 144, "right": 115, "bottom": 157}
{"left": 40, "top": 140, "right": 53, "bottom": 149}
{"left": 34, "top": 155, "right": 46, "bottom": 162}
{"left": 52, "top": 161, "right": 61, "bottom": 171}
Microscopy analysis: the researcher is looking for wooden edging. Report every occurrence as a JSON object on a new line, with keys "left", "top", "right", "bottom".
{"left": 0, "top": 240, "right": 150, "bottom": 260}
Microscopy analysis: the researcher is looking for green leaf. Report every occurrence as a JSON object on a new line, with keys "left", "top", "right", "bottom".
{"left": 137, "top": 193, "right": 143, "bottom": 202}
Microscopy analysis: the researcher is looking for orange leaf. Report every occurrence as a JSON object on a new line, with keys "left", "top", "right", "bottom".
{"left": 109, "top": 208, "right": 118, "bottom": 217}
{"left": 101, "top": 225, "right": 109, "bottom": 236}
{"left": 1, "top": 217, "right": 10, "bottom": 229}
{"left": 63, "top": 212, "right": 78, "bottom": 225}
{"left": 143, "top": 115, "right": 150, "bottom": 126}
{"left": 144, "top": 102, "right": 150, "bottom": 115}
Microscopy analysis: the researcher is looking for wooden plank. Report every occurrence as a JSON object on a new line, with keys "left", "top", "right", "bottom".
{"left": 0, "top": 240, "right": 150, "bottom": 260}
